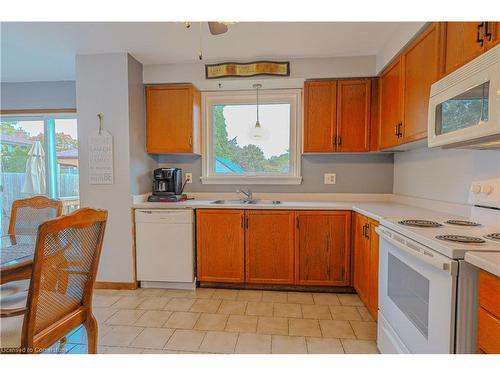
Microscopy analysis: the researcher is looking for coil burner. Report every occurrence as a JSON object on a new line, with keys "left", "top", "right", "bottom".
{"left": 398, "top": 220, "right": 443, "bottom": 228}
{"left": 435, "top": 235, "right": 486, "bottom": 244}
{"left": 484, "top": 233, "right": 500, "bottom": 242}
{"left": 445, "top": 219, "right": 481, "bottom": 227}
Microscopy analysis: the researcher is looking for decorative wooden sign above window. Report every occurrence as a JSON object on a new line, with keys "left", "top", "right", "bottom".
{"left": 205, "top": 61, "right": 290, "bottom": 79}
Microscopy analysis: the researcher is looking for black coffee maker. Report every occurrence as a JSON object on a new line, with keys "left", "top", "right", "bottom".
{"left": 148, "top": 168, "right": 187, "bottom": 202}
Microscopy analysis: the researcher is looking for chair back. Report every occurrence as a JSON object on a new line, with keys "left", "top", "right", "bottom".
{"left": 8, "top": 196, "right": 63, "bottom": 236}
{"left": 21, "top": 208, "right": 107, "bottom": 350}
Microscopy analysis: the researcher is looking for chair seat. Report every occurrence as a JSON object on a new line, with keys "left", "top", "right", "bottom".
{"left": 0, "top": 279, "right": 30, "bottom": 298}
{"left": 0, "top": 291, "right": 27, "bottom": 350}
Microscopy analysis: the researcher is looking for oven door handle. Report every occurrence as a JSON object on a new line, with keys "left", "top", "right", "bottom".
{"left": 376, "top": 227, "right": 454, "bottom": 274}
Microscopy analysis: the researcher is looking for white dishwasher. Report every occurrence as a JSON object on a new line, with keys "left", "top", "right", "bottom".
{"left": 135, "top": 209, "right": 194, "bottom": 289}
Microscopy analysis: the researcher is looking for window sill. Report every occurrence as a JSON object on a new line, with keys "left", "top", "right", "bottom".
{"left": 200, "top": 176, "right": 303, "bottom": 185}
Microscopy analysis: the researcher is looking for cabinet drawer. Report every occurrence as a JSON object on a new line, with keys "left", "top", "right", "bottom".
{"left": 477, "top": 307, "right": 500, "bottom": 354}
{"left": 479, "top": 270, "right": 500, "bottom": 317}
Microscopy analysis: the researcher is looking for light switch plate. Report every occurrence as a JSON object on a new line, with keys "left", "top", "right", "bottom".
{"left": 324, "top": 173, "right": 336, "bottom": 185}
{"left": 185, "top": 173, "right": 193, "bottom": 184}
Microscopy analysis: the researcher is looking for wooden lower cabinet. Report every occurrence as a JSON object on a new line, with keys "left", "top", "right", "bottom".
{"left": 245, "top": 210, "right": 295, "bottom": 285}
{"left": 352, "top": 212, "right": 379, "bottom": 319}
{"left": 477, "top": 270, "right": 500, "bottom": 354}
{"left": 295, "top": 211, "right": 351, "bottom": 286}
{"left": 196, "top": 209, "right": 245, "bottom": 283}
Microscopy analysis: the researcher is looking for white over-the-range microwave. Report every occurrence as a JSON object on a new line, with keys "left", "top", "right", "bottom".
{"left": 428, "top": 44, "right": 500, "bottom": 149}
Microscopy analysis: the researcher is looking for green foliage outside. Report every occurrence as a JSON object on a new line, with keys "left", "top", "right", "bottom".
{"left": 0, "top": 122, "right": 79, "bottom": 173}
{"left": 213, "top": 105, "right": 289, "bottom": 173}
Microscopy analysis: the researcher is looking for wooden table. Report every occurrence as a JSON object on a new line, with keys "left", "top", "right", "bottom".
{"left": 0, "top": 234, "right": 37, "bottom": 285}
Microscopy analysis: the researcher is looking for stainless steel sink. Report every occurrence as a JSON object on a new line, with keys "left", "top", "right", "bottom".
{"left": 210, "top": 199, "right": 281, "bottom": 205}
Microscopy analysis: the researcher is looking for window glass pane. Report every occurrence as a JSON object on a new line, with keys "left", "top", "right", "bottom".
{"left": 435, "top": 81, "right": 489, "bottom": 135}
{"left": 388, "top": 253, "right": 430, "bottom": 338}
{"left": 54, "top": 118, "right": 80, "bottom": 212}
{"left": 213, "top": 103, "right": 291, "bottom": 174}
{"left": 1, "top": 119, "right": 47, "bottom": 234}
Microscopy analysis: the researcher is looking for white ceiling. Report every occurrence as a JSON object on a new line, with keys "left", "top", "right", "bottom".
{"left": 0, "top": 22, "right": 417, "bottom": 82}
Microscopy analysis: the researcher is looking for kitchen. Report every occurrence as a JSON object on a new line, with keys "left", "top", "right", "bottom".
{"left": 0, "top": 2, "right": 499, "bottom": 369}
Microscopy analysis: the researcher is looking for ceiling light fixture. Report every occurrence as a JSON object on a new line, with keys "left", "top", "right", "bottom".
{"left": 249, "top": 83, "right": 268, "bottom": 141}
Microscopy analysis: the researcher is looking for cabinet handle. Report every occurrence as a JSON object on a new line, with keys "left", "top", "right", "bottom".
{"left": 396, "top": 122, "right": 403, "bottom": 138}
{"left": 188, "top": 136, "right": 193, "bottom": 147}
{"left": 365, "top": 224, "right": 370, "bottom": 240}
{"left": 241, "top": 215, "right": 244, "bottom": 228}
{"left": 394, "top": 123, "right": 399, "bottom": 136}
{"left": 362, "top": 223, "right": 367, "bottom": 238}
{"left": 477, "top": 22, "right": 485, "bottom": 47}
{"left": 337, "top": 136, "right": 342, "bottom": 146}
{"left": 484, "top": 22, "right": 493, "bottom": 41}
{"left": 245, "top": 216, "right": 249, "bottom": 229}
{"left": 333, "top": 136, "right": 337, "bottom": 146}
{"left": 296, "top": 217, "right": 299, "bottom": 229}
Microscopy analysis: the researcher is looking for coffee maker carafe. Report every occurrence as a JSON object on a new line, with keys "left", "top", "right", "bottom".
{"left": 148, "top": 168, "right": 186, "bottom": 202}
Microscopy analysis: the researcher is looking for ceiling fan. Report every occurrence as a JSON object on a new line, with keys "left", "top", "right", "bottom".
{"left": 185, "top": 21, "right": 235, "bottom": 35}
{"left": 185, "top": 22, "right": 236, "bottom": 60}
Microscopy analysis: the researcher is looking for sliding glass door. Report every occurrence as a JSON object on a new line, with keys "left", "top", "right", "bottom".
{"left": 0, "top": 114, "right": 79, "bottom": 234}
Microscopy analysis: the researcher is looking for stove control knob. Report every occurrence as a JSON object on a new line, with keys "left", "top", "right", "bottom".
{"left": 471, "top": 184, "right": 482, "bottom": 194}
{"left": 481, "top": 185, "right": 494, "bottom": 195}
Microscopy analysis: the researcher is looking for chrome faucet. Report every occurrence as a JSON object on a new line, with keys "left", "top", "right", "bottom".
{"left": 236, "top": 188, "right": 253, "bottom": 202}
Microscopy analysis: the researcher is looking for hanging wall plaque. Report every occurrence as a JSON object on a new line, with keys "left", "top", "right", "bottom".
{"left": 205, "top": 61, "right": 290, "bottom": 79}
{"left": 88, "top": 129, "right": 114, "bottom": 185}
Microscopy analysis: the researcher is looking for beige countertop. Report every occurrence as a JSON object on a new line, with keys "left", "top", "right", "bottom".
{"left": 465, "top": 252, "right": 500, "bottom": 277}
{"left": 132, "top": 199, "right": 456, "bottom": 223}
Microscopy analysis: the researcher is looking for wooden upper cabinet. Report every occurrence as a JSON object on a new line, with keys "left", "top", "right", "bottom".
{"left": 402, "top": 22, "right": 440, "bottom": 143}
{"left": 303, "top": 81, "right": 337, "bottom": 152}
{"left": 245, "top": 210, "right": 295, "bottom": 285}
{"left": 196, "top": 209, "right": 245, "bottom": 283}
{"left": 441, "top": 22, "right": 487, "bottom": 76}
{"left": 295, "top": 211, "right": 351, "bottom": 286}
{"left": 145, "top": 84, "right": 201, "bottom": 154}
{"left": 352, "top": 213, "right": 370, "bottom": 303}
{"left": 336, "top": 80, "right": 371, "bottom": 152}
{"left": 379, "top": 57, "right": 403, "bottom": 150}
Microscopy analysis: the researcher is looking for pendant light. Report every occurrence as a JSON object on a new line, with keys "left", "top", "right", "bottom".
{"left": 249, "top": 83, "right": 267, "bottom": 141}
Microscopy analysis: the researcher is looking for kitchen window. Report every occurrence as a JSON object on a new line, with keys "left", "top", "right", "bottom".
{"left": 0, "top": 114, "right": 79, "bottom": 234}
{"left": 201, "top": 89, "right": 302, "bottom": 184}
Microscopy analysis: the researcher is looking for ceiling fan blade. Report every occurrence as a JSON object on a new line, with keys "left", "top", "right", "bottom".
{"left": 208, "top": 22, "right": 228, "bottom": 35}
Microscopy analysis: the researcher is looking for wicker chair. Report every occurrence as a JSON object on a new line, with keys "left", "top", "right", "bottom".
{"left": 1, "top": 196, "right": 64, "bottom": 297}
{"left": 0, "top": 208, "right": 108, "bottom": 354}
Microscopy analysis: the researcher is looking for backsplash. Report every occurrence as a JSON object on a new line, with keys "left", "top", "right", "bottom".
{"left": 157, "top": 153, "right": 394, "bottom": 193}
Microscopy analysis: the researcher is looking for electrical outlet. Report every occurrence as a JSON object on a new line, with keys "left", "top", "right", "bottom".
{"left": 324, "top": 173, "right": 336, "bottom": 185}
{"left": 185, "top": 173, "right": 193, "bottom": 184}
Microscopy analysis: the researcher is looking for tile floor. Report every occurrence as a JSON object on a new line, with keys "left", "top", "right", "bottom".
{"left": 55, "top": 288, "right": 379, "bottom": 354}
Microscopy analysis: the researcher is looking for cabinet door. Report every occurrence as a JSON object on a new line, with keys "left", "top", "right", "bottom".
{"left": 295, "top": 211, "right": 351, "bottom": 286}
{"left": 442, "top": 22, "right": 486, "bottom": 76}
{"left": 379, "top": 57, "right": 403, "bottom": 150}
{"left": 367, "top": 218, "right": 379, "bottom": 320}
{"left": 485, "top": 22, "right": 500, "bottom": 50}
{"left": 352, "top": 213, "right": 369, "bottom": 303}
{"left": 245, "top": 210, "right": 295, "bottom": 284}
{"left": 403, "top": 23, "right": 440, "bottom": 143}
{"left": 146, "top": 85, "right": 199, "bottom": 154}
{"left": 196, "top": 209, "right": 245, "bottom": 283}
{"left": 303, "top": 81, "right": 337, "bottom": 152}
{"left": 336, "top": 80, "right": 371, "bottom": 152}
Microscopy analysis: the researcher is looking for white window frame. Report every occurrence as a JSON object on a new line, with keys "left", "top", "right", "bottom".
{"left": 201, "top": 89, "right": 302, "bottom": 185}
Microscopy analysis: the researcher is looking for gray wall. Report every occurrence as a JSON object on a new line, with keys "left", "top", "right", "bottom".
{"left": 0, "top": 80, "right": 76, "bottom": 110}
{"left": 76, "top": 53, "right": 135, "bottom": 283}
{"left": 394, "top": 147, "right": 500, "bottom": 204}
{"left": 158, "top": 153, "right": 394, "bottom": 193}
{"left": 127, "top": 55, "right": 157, "bottom": 195}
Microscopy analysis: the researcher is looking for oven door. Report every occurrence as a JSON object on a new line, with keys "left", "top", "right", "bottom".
{"left": 376, "top": 226, "right": 458, "bottom": 354}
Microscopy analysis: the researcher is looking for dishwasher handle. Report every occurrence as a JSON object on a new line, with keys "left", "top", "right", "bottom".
{"left": 135, "top": 209, "right": 193, "bottom": 224}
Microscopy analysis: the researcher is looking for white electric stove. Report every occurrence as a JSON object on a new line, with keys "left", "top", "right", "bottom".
{"left": 376, "top": 178, "right": 500, "bottom": 354}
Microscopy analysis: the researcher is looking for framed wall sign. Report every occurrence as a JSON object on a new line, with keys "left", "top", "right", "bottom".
{"left": 88, "top": 129, "right": 114, "bottom": 185}
{"left": 205, "top": 61, "right": 290, "bottom": 79}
